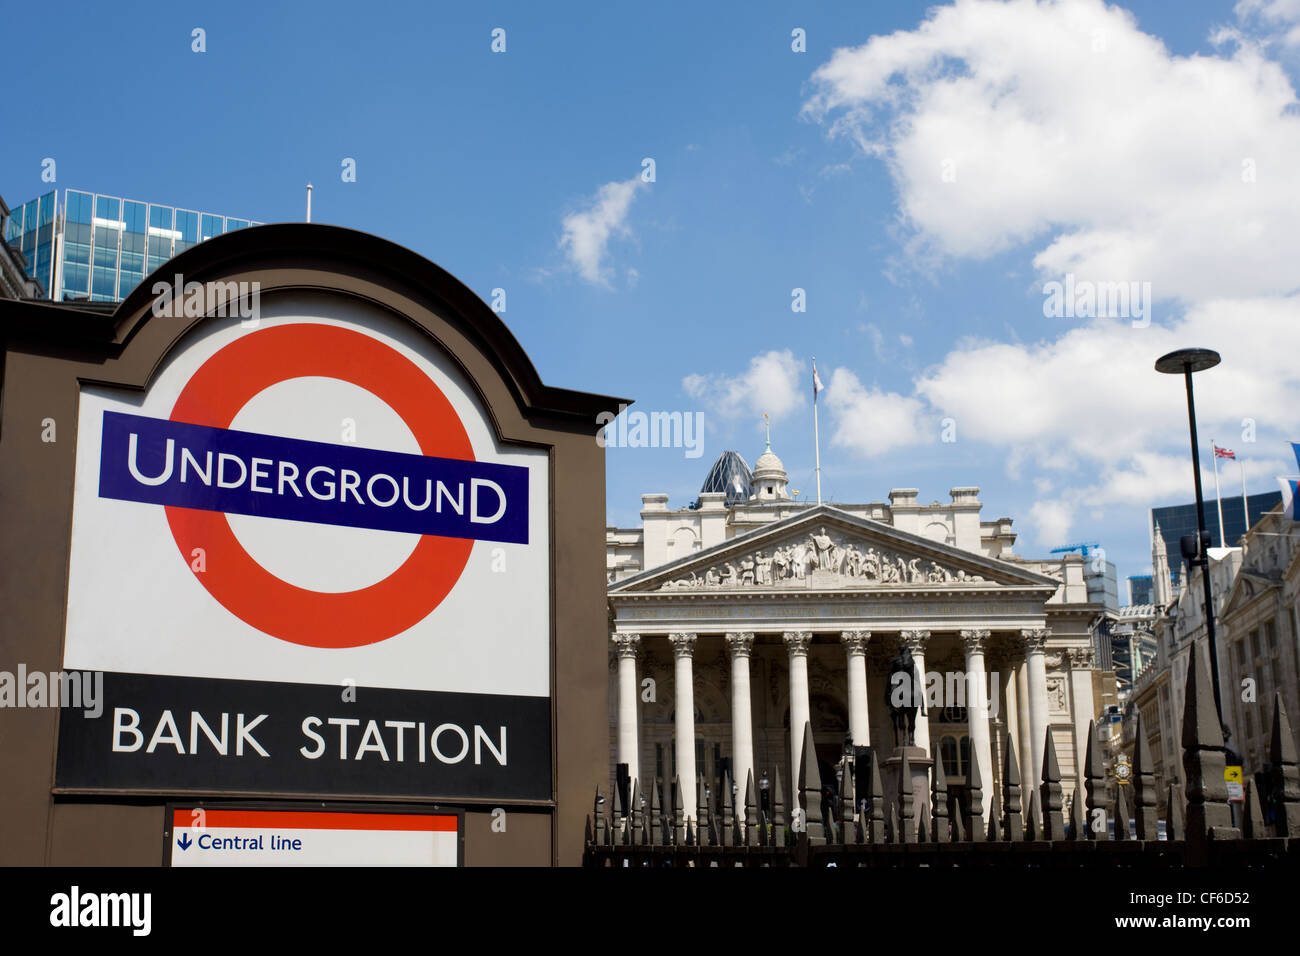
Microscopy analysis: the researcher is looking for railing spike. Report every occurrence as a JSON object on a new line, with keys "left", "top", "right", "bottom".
{"left": 1084, "top": 721, "right": 1108, "bottom": 840}
{"left": 672, "top": 775, "right": 685, "bottom": 846}
{"left": 1041, "top": 729, "right": 1065, "bottom": 841}
{"left": 1181, "top": 652, "right": 1237, "bottom": 845}
{"left": 867, "top": 751, "right": 886, "bottom": 844}
{"left": 931, "top": 749, "right": 950, "bottom": 844}
{"left": 1269, "top": 693, "right": 1300, "bottom": 838}
{"left": 745, "top": 769, "right": 760, "bottom": 847}
{"left": 630, "top": 778, "right": 643, "bottom": 848}
{"left": 1165, "top": 782, "right": 1184, "bottom": 842}
{"left": 797, "top": 722, "right": 826, "bottom": 846}
{"left": 966, "top": 738, "right": 985, "bottom": 842}
{"left": 1132, "top": 714, "right": 1159, "bottom": 840}
{"left": 1113, "top": 783, "right": 1130, "bottom": 842}
{"left": 1003, "top": 734, "right": 1023, "bottom": 842}
{"left": 1026, "top": 788, "right": 1041, "bottom": 841}
{"left": 773, "top": 766, "right": 787, "bottom": 848}
{"left": 840, "top": 761, "right": 856, "bottom": 846}
{"left": 1243, "top": 780, "right": 1265, "bottom": 839}
{"left": 1068, "top": 787, "right": 1085, "bottom": 841}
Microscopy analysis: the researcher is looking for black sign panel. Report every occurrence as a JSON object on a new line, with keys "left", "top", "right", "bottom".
{"left": 55, "top": 672, "right": 550, "bottom": 801}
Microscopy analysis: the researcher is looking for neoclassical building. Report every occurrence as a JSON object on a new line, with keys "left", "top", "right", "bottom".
{"left": 606, "top": 441, "right": 1103, "bottom": 823}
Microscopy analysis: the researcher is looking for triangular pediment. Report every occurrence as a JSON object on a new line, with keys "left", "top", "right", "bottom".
{"left": 610, "top": 505, "right": 1058, "bottom": 595}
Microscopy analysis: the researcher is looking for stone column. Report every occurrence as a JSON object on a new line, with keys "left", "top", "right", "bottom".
{"left": 611, "top": 632, "right": 641, "bottom": 789}
{"left": 961, "top": 629, "right": 994, "bottom": 820}
{"left": 1067, "top": 647, "right": 1095, "bottom": 805}
{"left": 726, "top": 631, "right": 755, "bottom": 805}
{"left": 1002, "top": 657, "right": 1020, "bottom": 775}
{"left": 841, "top": 630, "right": 872, "bottom": 746}
{"left": 898, "top": 630, "right": 932, "bottom": 757}
{"left": 669, "top": 631, "right": 698, "bottom": 820}
{"left": 1016, "top": 658, "right": 1033, "bottom": 810}
{"left": 1022, "top": 627, "right": 1051, "bottom": 790}
{"left": 783, "top": 630, "right": 813, "bottom": 801}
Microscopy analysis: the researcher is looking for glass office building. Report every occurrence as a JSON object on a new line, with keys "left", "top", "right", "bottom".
{"left": 1151, "top": 489, "right": 1282, "bottom": 558}
{"left": 4, "top": 189, "right": 259, "bottom": 303}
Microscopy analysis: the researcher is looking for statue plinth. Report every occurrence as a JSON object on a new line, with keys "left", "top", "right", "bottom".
{"left": 881, "top": 746, "right": 933, "bottom": 833}
{"left": 806, "top": 569, "right": 840, "bottom": 588}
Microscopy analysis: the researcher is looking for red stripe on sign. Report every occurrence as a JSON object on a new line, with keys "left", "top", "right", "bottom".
{"left": 172, "top": 810, "right": 457, "bottom": 832}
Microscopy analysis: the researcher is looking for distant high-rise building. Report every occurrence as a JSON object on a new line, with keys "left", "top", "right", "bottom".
{"left": 1127, "top": 574, "right": 1153, "bottom": 606}
{"left": 4, "top": 189, "right": 259, "bottom": 304}
{"left": 0, "top": 195, "right": 43, "bottom": 299}
{"left": 1084, "top": 556, "right": 1119, "bottom": 611}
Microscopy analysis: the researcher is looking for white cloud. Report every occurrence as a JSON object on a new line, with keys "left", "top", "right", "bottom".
{"left": 1235, "top": 0, "right": 1300, "bottom": 46}
{"left": 683, "top": 349, "right": 805, "bottom": 424}
{"left": 559, "top": 176, "right": 645, "bottom": 287}
{"left": 803, "top": 0, "right": 1300, "bottom": 304}
{"left": 800, "top": 0, "right": 1300, "bottom": 545}
{"left": 1029, "top": 500, "right": 1075, "bottom": 547}
{"left": 824, "top": 368, "right": 929, "bottom": 457}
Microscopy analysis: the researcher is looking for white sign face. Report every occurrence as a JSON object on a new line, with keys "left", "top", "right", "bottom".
{"left": 169, "top": 809, "right": 459, "bottom": 867}
{"left": 62, "top": 291, "right": 550, "bottom": 698}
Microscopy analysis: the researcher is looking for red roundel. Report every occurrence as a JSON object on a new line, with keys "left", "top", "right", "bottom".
{"left": 165, "top": 323, "right": 474, "bottom": 649}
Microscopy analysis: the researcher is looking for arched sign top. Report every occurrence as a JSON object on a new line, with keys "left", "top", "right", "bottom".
{"left": 5, "top": 222, "right": 629, "bottom": 435}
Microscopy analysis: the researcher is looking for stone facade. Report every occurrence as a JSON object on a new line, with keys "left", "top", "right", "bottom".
{"left": 606, "top": 445, "right": 1103, "bottom": 823}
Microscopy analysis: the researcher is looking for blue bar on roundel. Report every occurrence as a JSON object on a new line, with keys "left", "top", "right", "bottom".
{"left": 97, "top": 410, "right": 529, "bottom": 544}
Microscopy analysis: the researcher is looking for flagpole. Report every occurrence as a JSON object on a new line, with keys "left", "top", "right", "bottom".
{"left": 1212, "top": 440, "right": 1225, "bottom": 547}
{"left": 813, "top": 357, "right": 823, "bottom": 505}
{"left": 1239, "top": 459, "right": 1249, "bottom": 534}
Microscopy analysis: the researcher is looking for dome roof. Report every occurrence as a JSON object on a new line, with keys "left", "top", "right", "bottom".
{"left": 692, "top": 450, "right": 752, "bottom": 508}
{"left": 752, "top": 445, "right": 785, "bottom": 478}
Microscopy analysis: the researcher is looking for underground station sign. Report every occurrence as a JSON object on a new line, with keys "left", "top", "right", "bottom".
{"left": 167, "top": 808, "right": 461, "bottom": 867}
{"left": 55, "top": 306, "right": 551, "bottom": 802}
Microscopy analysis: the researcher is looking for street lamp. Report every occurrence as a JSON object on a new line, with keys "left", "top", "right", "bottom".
{"left": 1155, "top": 347, "right": 1229, "bottom": 736}
{"left": 759, "top": 770, "right": 770, "bottom": 814}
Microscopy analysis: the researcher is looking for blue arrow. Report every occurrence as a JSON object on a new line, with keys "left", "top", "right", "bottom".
{"left": 177, "top": 833, "right": 192, "bottom": 851}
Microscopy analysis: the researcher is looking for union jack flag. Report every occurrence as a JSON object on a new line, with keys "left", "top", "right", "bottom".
{"left": 1214, "top": 445, "right": 1235, "bottom": 460}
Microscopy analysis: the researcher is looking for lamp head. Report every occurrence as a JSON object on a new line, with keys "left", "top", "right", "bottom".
{"left": 1155, "top": 348, "right": 1221, "bottom": 375}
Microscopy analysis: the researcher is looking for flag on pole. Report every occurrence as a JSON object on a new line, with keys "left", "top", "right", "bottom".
{"left": 1214, "top": 445, "right": 1235, "bottom": 460}
{"left": 812, "top": 360, "right": 824, "bottom": 399}
{"left": 1278, "top": 478, "right": 1300, "bottom": 521}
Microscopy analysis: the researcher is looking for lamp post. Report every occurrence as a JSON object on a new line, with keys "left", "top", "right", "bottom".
{"left": 1154, "top": 347, "right": 1228, "bottom": 734}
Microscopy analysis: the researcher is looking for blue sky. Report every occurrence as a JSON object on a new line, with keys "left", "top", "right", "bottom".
{"left": 5, "top": 0, "right": 1299, "bottom": 592}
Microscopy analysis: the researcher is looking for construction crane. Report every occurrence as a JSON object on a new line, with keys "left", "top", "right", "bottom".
{"left": 1050, "top": 541, "right": 1101, "bottom": 556}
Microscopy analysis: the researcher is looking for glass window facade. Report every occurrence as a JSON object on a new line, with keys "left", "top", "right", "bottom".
{"left": 1151, "top": 491, "right": 1284, "bottom": 563}
{"left": 6, "top": 189, "right": 259, "bottom": 303}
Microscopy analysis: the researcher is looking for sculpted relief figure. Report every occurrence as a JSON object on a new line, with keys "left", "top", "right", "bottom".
{"left": 772, "top": 547, "right": 789, "bottom": 580}
{"left": 654, "top": 532, "right": 976, "bottom": 591}
{"left": 810, "top": 527, "right": 835, "bottom": 571}
{"left": 792, "top": 544, "right": 807, "bottom": 579}
{"left": 862, "top": 547, "right": 880, "bottom": 581}
{"left": 739, "top": 554, "right": 755, "bottom": 585}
